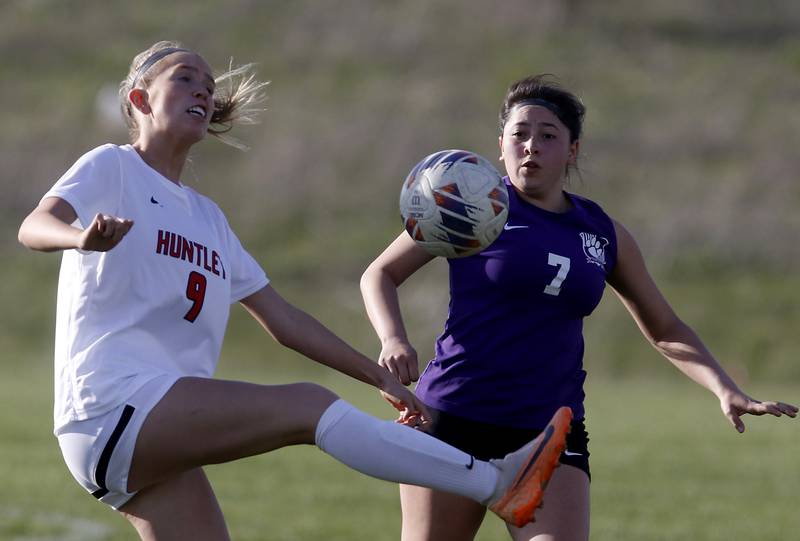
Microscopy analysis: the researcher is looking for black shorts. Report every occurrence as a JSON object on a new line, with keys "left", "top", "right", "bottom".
{"left": 425, "top": 406, "right": 590, "bottom": 480}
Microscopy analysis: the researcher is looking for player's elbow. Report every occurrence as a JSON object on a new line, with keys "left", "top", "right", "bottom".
{"left": 359, "top": 264, "right": 380, "bottom": 296}
{"left": 17, "top": 218, "right": 37, "bottom": 250}
{"left": 360, "top": 260, "right": 402, "bottom": 296}
{"left": 648, "top": 317, "right": 692, "bottom": 351}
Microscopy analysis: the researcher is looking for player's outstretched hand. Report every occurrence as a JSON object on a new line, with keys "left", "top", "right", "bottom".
{"left": 378, "top": 376, "right": 432, "bottom": 431}
{"left": 719, "top": 389, "right": 798, "bottom": 433}
{"left": 378, "top": 337, "right": 420, "bottom": 386}
{"left": 78, "top": 213, "right": 134, "bottom": 252}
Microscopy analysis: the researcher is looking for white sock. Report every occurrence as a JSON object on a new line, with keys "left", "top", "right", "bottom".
{"left": 315, "top": 399, "right": 498, "bottom": 503}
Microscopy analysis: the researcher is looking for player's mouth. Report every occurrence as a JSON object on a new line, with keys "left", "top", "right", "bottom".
{"left": 187, "top": 105, "right": 207, "bottom": 119}
{"left": 520, "top": 160, "right": 540, "bottom": 171}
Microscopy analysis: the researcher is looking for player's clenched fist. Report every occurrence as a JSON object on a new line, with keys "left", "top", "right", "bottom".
{"left": 78, "top": 213, "right": 134, "bottom": 252}
{"left": 379, "top": 338, "right": 420, "bottom": 386}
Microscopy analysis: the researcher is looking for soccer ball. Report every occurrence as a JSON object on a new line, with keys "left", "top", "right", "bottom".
{"left": 400, "top": 149, "right": 509, "bottom": 258}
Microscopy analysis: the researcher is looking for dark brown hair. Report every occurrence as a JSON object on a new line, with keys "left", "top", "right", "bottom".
{"left": 499, "top": 74, "right": 585, "bottom": 142}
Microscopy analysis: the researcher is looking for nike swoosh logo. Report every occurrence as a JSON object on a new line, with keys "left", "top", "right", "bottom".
{"left": 150, "top": 196, "right": 160, "bottom": 205}
{"left": 514, "top": 425, "right": 553, "bottom": 488}
{"left": 465, "top": 455, "right": 475, "bottom": 470}
{"left": 503, "top": 223, "right": 528, "bottom": 230}
{"left": 563, "top": 450, "right": 583, "bottom": 457}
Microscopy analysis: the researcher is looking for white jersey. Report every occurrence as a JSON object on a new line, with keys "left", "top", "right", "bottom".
{"left": 45, "top": 144, "right": 269, "bottom": 431}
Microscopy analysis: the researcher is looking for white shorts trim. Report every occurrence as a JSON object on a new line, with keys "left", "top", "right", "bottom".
{"left": 57, "top": 374, "right": 179, "bottom": 509}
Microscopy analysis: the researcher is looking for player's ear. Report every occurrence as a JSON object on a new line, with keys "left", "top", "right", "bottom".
{"left": 498, "top": 135, "right": 504, "bottom": 161}
{"left": 568, "top": 140, "right": 580, "bottom": 166}
{"left": 128, "top": 88, "right": 151, "bottom": 114}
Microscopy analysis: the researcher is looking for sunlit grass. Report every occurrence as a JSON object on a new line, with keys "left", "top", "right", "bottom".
{"left": 1, "top": 358, "right": 796, "bottom": 540}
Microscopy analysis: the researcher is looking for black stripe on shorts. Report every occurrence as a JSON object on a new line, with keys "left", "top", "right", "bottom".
{"left": 91, "top": 404, "right": 136, "bottom": 499}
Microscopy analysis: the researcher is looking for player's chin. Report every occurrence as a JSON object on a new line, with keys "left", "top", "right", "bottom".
{"left": 513, "top": 168, "right": 540, "bottom": 184}
{"left": 192, "top": 129, "right": 210, "bottom": 143}
{"left": 183, "top": 122, "right": 210, "bottom": 143}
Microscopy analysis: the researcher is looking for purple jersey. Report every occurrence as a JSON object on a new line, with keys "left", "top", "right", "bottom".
{"left": 416, "top": 178, "right": 617, "bottom": 429}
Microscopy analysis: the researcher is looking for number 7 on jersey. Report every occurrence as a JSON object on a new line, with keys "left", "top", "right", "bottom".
{"left": 544, "top": 253, "right": 570, "bottom": 296}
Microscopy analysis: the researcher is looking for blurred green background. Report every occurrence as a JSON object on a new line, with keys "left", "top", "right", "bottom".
{"left": 1, "top": 0, "right": 798, "bottom": 539}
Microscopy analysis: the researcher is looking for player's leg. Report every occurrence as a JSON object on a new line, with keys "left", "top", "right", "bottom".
{"left": 506, "top": 465, "right": 590, "bottom": 541}
{"left": 127, "top": 377, "right": 339, "bottom": 491}
{"left": 399, "top": 484, "right": 487, "bottom": 541}
{"left": 119, "top": 378, "right": 340, "bottom": 539}
{"left": 126, "top": 377, "right": 568, "bottom": 532}
{"left": 120, "top": 468, "right": 229, "bottom": 541}
{"left": 128, "top": 376, "right": 499, "bottom": 500}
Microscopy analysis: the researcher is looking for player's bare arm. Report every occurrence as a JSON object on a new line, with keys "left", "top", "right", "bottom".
{"left": 607, "top": 219, "right": 797, "bottom": 431}
{"left": 360, "top": 232, "right": 434, "bottom": 385}
{"left": 19, "top": 196, "right": 133, "bottom": 253}
{"left": 240, "top": 284, "right": 432, "bottom": 424}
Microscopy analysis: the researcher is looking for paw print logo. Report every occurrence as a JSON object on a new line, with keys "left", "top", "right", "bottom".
{"left": 579, "top": 232, "right": 608, "bottom": 268}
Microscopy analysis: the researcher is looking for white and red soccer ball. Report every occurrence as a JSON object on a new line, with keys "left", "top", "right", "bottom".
{"left": 400, "top": 150, "right": 509, "bottom": 258}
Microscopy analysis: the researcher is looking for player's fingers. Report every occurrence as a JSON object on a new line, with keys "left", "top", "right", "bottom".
{"left": 409, "top": 359, "right": 420, "bottom": 382}
{"left": 382, "top": 392, "right": 411, "bottom": 418}
{"left": 389, "top": 391, "right": 430, "bottom": 426}
{"left": 758, "top": 401, "right": 798, "bottom": 418}
{"left": 120, "top": 219, "right": 134, "bottom": 234}
{"left": 404, "top": 413, "right": 430, "bottom": 432}
{"left": 744, "top": 399, "right": 789, "bottom": 417}
{"left": 727, "top": 409, "right": 745, "bottom": 433}
{"left": 383, "top": 393, "right": 403, "bottom": 412}
{"left": 395, "top": 360, "right": 412, "bottom": 386}
{"left": 109, "top": 219, "right": 133, "bottom": 244}
{"left": 397, "top": 412, "right": 420, "bottom": 426}
{"left": 383, "top": 358, "right": 410, "bottom": 386}
{"left": 382, "top": 359, "right": 400, "bottom": 381}
{"left": 378, "top": 357, "right": 396, "bottom": 378}
{"left": 395, "top": 412, "right": 416, "bottom": 425}
{"left": 110, "top": 229, "right": 126, "bottom": 245}
{"left": 765, "top": 401, "right": 798, "bottom": 417}
{"left": 101, "top": 215, "right": 117, "bottom": 238}
{"left": 744, "top": 400, "right": 771, "bottom": 416}
{"left": 93, "top": 213, "right": 106, "bottom": 234}
{"left": 779, "top": 402, "right": 799, "bottom": 417}
{"left": 409, "top": 396, "right": 432, "bottom": 426}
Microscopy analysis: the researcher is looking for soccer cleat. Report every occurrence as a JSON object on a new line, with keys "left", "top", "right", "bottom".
{"left": 486, "top": 406, "right": 572, "bottom": 527}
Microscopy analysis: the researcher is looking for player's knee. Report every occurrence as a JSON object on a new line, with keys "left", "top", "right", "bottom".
{"left": 289, "top": 381, "right": 339, "bottom": 413}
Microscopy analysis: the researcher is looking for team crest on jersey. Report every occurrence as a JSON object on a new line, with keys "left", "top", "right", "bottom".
{"left": 579, "top": 232, "right": 608, "bottom": 269}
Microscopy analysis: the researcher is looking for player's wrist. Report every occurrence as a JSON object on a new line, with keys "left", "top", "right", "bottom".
{"left": 380, "top": 334, "right": 410, "bottom": 348}
{"left": 372, "top": 365, "right": 398, "bottom": 392}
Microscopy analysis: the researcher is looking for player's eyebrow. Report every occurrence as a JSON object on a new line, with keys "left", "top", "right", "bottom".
{"left": 175, "top": 64, "right": 216, "bottom": 88}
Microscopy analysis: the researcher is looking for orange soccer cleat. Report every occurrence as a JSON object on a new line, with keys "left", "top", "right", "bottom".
{"left": 487, "top": 406, "right": 572, "bottom": 527}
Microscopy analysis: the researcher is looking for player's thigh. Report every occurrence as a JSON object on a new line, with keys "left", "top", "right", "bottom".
{"left": 120, "top": 467, "right": 229, "bottom": 541}
{"left": 129, "top": 377, "right": 338, "bottom": 491}
{"left": 507, "top": 464, "right": 590, "bottom": 541}
{"left": 399, "top": 484, "right": 487, "bottom": 541}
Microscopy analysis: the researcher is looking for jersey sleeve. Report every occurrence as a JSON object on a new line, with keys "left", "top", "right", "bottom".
{"left": 42, "top": 144, "right": 123, "bottom": 228}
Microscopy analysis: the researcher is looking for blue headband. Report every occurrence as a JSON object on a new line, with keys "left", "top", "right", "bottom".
{"left": 131, "top": 47, "right": 191, "bottom": 87}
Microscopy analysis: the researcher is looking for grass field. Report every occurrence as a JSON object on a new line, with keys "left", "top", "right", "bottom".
{"left": 1, "top": 357, "right": 796, "bottom": 541}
